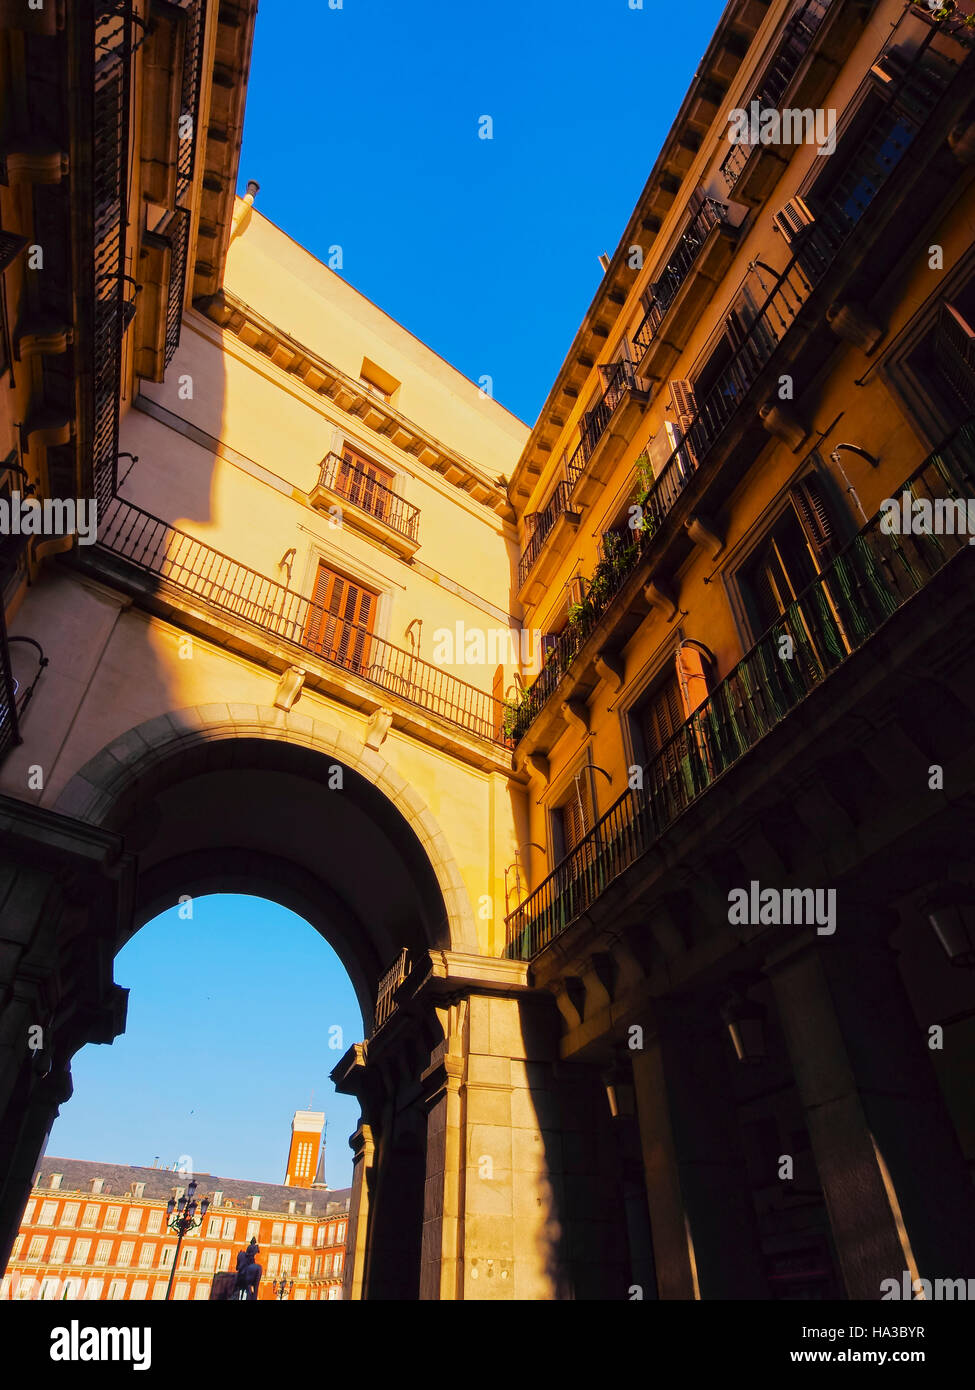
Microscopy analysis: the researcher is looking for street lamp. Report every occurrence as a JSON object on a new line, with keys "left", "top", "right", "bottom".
{"left": 163, "top": 1179, "right": 210, "bottom": 1301}
{"left": 272, "top": 1277, "right": 294, "bottom": 1301}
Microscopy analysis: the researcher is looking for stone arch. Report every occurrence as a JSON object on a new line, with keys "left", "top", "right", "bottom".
{"left": 52, "top": 703, "right": 479, "bottom": 959}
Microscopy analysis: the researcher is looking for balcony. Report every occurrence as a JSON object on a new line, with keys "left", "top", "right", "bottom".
{"left": 507, "top": 25, "right": 969, "bottom": 748}
{"left": 92, "top": 498, "right": 508, "bottom": 749}
{"left": 0, "top": 605, "right": 20, "bottom": 765}
{"left": 631, "top": 198, "right": 739, "bottom": 383}
{"left": 506, "top": 420, "right": 975, "bottom": 962}
{"left": 309, "top": 453, "right": 420, "bottom": 557}
{"left": 372, "top": 948, "right": 409, "bottom": 1036}
{"left": 719, "top": 0, "right": 838, "bottom": 206}
{"left": 516, "top": 475, "right": 580, "bottom": 604}
{"left": 565, "top": 358, "right": 651, "bottom": 509}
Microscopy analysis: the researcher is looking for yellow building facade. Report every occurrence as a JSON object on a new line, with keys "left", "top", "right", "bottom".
{"left": 1, "top": 0, "right": 974, "bottom": 1300}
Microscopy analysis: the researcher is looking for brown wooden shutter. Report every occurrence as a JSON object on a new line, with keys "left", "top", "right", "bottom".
{"left": 561, "top": 774, "right": 593, "bottom": 856}
{"left": 669, "top": 379, "right": 698, "bottom": 431}
{"left": 340, "top": 447, "right": 394, "bottom": 522}
{"left": 304, "top": 561, "right": 377, "bottom": 672}
{"left": 641, "top": 673, "right": 684, "bottom": 755}
{"left": 790, "top": 474, "right": 834, "bottom": 562}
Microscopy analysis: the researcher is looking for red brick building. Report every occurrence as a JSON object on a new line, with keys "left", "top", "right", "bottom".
{"left": 1, "top": 1156, "right": 350, "bottom": 1302}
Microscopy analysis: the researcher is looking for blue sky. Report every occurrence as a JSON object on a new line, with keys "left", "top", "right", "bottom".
{"left": 237, "top": 0, "right": 730, "bottom": 425}
{"left": 46, "top": 897, "right": 363, "bottom": 1191}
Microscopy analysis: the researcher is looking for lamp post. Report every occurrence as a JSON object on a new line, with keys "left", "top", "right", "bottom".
{"left": 272, "top": 1277, "right": 294, "bottom": 1301}
{"left": 163, "top": 1179, "right": 210, "bottom": 1301}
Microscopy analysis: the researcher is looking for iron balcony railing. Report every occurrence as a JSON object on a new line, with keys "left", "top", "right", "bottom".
{"left": 372, "top": 948, "right": 409, "bottom": 1035}
{"left": 508, "top": 27, "right": 962, "bottom": 745}
{"left": 89, "top": 0, "right": 134, "bottom": 510}
{"left": 519, "top": 362, "right": 647, "bottom": 588}
{"left": 174, "top": 0, "right": 205, "bottom": 205}
{"left": 0, "top": 603, "right": 20, "bottom": 764}
{"left": 518, "top": 475, "right": 575, "bottom": 589}
{"left": 319, "top": 453, "right": 420, "bottom": 544}
{"left": 720, "top": 0, "right": 836, "bottom": 193}
{"left": 95, "top": 498, "right": 508, "bottom": 745}
{"left": 164, "top": 208, "right": 190, "bottom": 367}
{"left": 506, "top": 420, "right": 975, "bottom": 962}
{"left": 632, "top": 199, "right": 733, "bottom": 355}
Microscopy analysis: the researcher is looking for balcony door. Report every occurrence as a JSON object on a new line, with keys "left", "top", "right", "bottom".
{"left": 338, "top": 447, "right": 394, "bottom": 525}
{"left": 303, "top": 561, "right": 378, "bottom": 676}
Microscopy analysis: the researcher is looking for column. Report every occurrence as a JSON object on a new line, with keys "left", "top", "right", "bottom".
{"left": 631, "top": 1002, "right": 770, "bottom": 1299}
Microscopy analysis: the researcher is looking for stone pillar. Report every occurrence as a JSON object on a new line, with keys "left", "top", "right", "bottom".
{"left": 342, "top": 1123, "right": 374, "bottom": 1301}
{"left": 631, "top": 1002, "right": 770, "bottom": 1299}
{"left": 767, "top": 926, "right": 975, "bottom": 1299}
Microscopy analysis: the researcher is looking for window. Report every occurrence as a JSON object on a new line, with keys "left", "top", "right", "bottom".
{"left": 359, "top": 357, "right": 400, "bottom": 404}
{"left": 217, "top": 1250, "right": 231, "bottom": 1272}
{"left": 280, "top": 1254, "right": 293, "bottom": 1275}
{"left": 271, "top": 1222, "right": 284, "bottom": 1245}
{"left": 301, "top": 1226, "right": 313, "bottom": 1248}
{"left": 84, "top": 1278, "right": 103, "bottom": 1301}
{"left": 251, "top": 1196, "right": 261, "bottom": 1211}
{"left": 329, "top": 1286, "right": 342, "bottom": 1300}
{"left": 335, "top": 1251, "right": 344, "bottom": 1273}
{"left": 246, "top": 1220, "right": 261, "bottom": 1241}
{"left": 552, "top": 769, "right": 595, "bottom": 866}
{"left": 11, "top": 1235, "right": 24, "bottom": 1260}
{"left": 27, "top": 1236, "right": 46, "bottom": 1262}
{"left": 284, "top": 1223, "right": 297, "bottom": 1246}
{"left": 174, "top": 1282, "right": 190, "bottom": 1301}
{"left": 39, "top": 1277, "right": 59, "bottom": 1300}
{"left": 51, "top": 1237, "right": 69, "bottom": 1263}
{"left": 90, "top": 1179, "right": 104, "bottom": 1195}
{"left": 146, "top": 1210, "right": 162, "bottom": 1234}
{"left": 160, "top": 1247, "right": 175, "bottom": 1268}
{"left": 201, "top": 1249, "right": 216, "bottom": 1271}
{"left": 207, "top": 1217, "right": 222, "bottom": 1238}
{"left": 313, "top": 1257, "right": 322, "bottom": 1276}
{"left": 336, "top": 445, "right": 395, "bottom": 525}
{"left": 739, "top": 477, "right": 837, "bottom": 638}
{"left": 23, "top": 1200, "right": 35, "bottom": 1224}
{"left": 298, "top": 1255, "right": 311, "bottom": 1276}
{"left": 81, "top": 1206, "right": 98, "bottom": 1230}
{"left": 38, "top": 1202, "right": 58, "bottom": 1226}
{"left": 59, "top": 1204, "right": 79, "bottom": 1228}
{"left": 94, "top": 1241, "right": 112, "bottom": 1266}
{"left": 222, "top": 1218, "right": 236, "bottom": 1241}
{"left": 152, "top": 1281, "right": 167, "bottom": 1300}
{"left": 108, "top": 1279, "right": 126, "bottom": 1301}
{"left": 139, "top": 1245, "right": 154, "bottom": 1269}
{"left": 131, "top": 1183, "right": 146, "bottom": 1200}
{"left": 49, "top": 1175, "right": 62, "bottom": 1191}
{"left": 103, "top": 1207, "right": 121, "bottom": 1231}
{"left": 267, "top": 1253, "right": 280, "bottom": 1275}
{"left": 326, "top": 1223, "right": 336, "bottom": 1245}
{"left": 130, "top": 1280, "right": 149, "bottom": 1301}
{"left": 337, "top": 1221, "right": 347, "bottom": 1243}
{"left": 303, "top": 560, "right": 378, "bottom": 675}
{"left": 180, "top": 1247, "right": 196, "bottom": 1269}
{"left": 117, "top": 1242, "right": 134, "bottom": 1267}
{"left": 124, "top": 1208, "right": 142, "bottom": 1233}
{"left": 287, "top": 1200, "right": 296, "bottom": 1216}
{"left": 304, "top": 1202, "right": 313, "bottom": 1217}
{"left": 194, "top": 1284, "right": 209, "bottom": 1300}
{"left": 72, "top": 1239, "right": 91, "bottom": 1264}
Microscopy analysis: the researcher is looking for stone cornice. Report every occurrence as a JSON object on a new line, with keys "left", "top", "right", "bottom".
{"left": 197, "top": 289, "right": 514, "bottom": 521}
{"left": 510, "top": 0, "right": 776, "bottom": 501}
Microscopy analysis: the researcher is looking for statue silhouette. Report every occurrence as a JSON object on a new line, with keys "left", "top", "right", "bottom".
{"left": 232, "top": 1240, "right": 262, "bottom": 1300}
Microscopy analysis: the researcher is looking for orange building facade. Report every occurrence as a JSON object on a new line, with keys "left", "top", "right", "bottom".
{"left": 1, "top": 1158, "right": 349, "bottom": 1302}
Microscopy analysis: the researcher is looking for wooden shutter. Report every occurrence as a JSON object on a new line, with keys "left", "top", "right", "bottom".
{"left": 304, "top": 561, "right": 377, "bottom": 673}
{"left": 560, "top": 774, "right": 593, "bottom": 856}
{"left": 339, "top": 447, "right": 394, "bottom": 522}
{"left": 669, "top": 378, "right": 698, "bottom": 431}
{"left": 772, "top": 197, "right": 815, "bottom": 244}
{"left": 641, "top": 673, "right": 684, "bottom": 756}
{"left": 790, "top": 474, "right": 835, "bottom": 562}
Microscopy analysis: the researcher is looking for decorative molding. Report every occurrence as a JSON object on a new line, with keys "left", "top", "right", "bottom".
{"left": 643, "top": 577, "right": 678, "bottom": 620}
{"left": 561, "top": 698, "right": 590, "bottom": 736}
{"left": 594, "top": 647, "right": 625, "bottom": 693}
{"left": 685, "top": 513, "right": 724, "bottom": 559}
{"left": 198, "top": 290, "right": 512, "bottom": 521}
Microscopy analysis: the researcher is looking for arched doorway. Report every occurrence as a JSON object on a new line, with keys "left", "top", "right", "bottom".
{"left": 0, "top": 707, "right": 475, "bottom": 1298}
